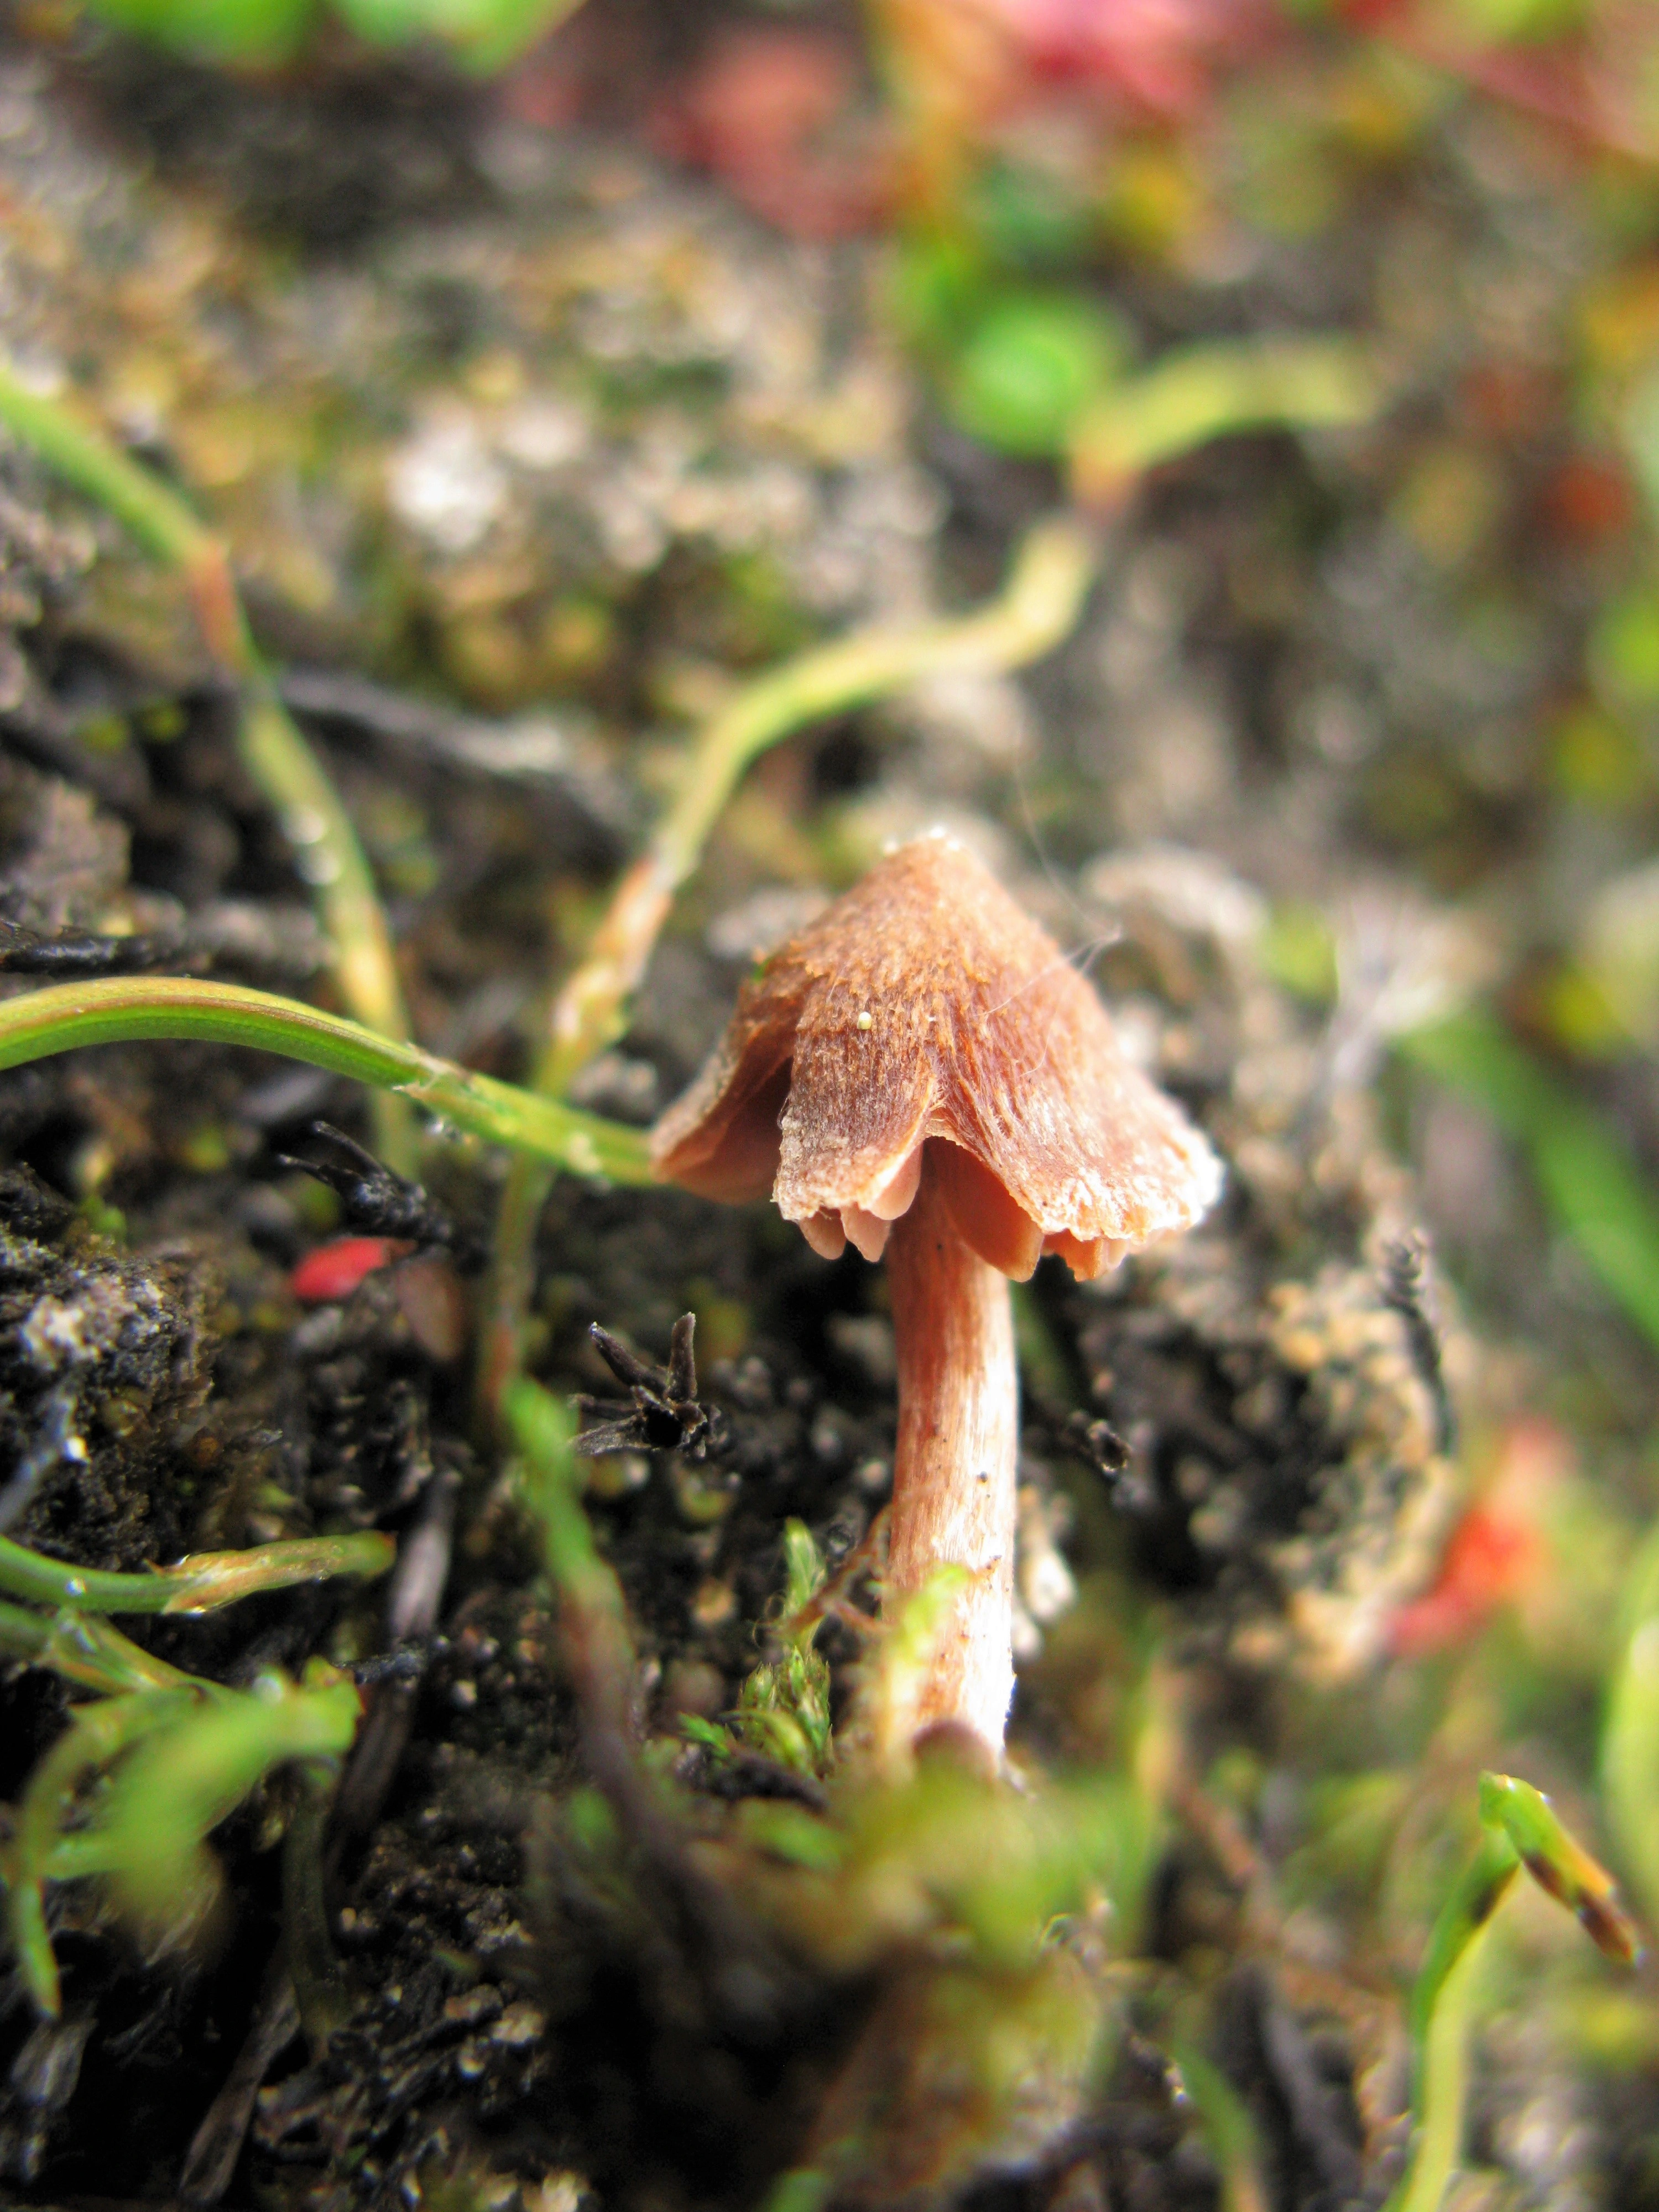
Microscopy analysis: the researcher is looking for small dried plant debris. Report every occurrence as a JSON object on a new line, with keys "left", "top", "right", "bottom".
{"left": 0, "top": 1381, "right": 85, "bottom": 1533}
{"left": 1055, "top": 1409, "right": 1155, "bottom": 1509}
{"left": 0, "top": 915, "right": 191, "bottom": 977}
{"left": 576, "top": 1313, "right": 727, "bottom": 1460}
{"left": 1381, "top": 1233, "right": 1454, "bottom": 1456}
{"left": 278, "top": 1122, "right": 471, "bottom": 1258}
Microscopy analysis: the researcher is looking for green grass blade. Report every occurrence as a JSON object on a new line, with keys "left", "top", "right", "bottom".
{"left": 1387, "top": 1773, "right": 1635, "bottom": 2212}
{"left": 1478, "top": 1772, "right": 1638, "bottom": 1965}
{"left": 1603, "top": 1519, "right": 1659, "bottom": 1932}
{"left": 41, "top": 1610, "right": 205, "bottom": 1693}
{"left": 90, "top": 1666, "right": 362, "bottom": 1927}
{"left": 1171, "top": 2043, "right": 1270, "bottom": 2212}
{"left": 0, "top": 1526, "right": 395, "bottom": 1617}
{"left": 0, "top": 1602, "right": 215, "bottom": 1694}
{"left": 1389, "top": 1853, "right": 1509, "bottom": 2212}
{"left": 1401, "top": 1010, "right": 1659, "bottom": 1351}
{"left": 505, "top": 1380, "right": 629, "bottom": 1632}
{"left": 0, "top": 358, "right": 216, "bottom": 578}
{"left": 0, "top": 975, "right": 653, "bottom": 1183}
{"left": 504, "top": 1379, "right": 640, "bottom": 1749}
{"left": 7, "top": 1689, "right": 202, "bottom": 2015}
{"left": 0, "top": 361, "right": 413, "bottom": 1167}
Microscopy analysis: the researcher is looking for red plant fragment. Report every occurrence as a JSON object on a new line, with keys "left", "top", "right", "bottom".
{"left": 1390, "top": 1416, "right": 1565, "bottom": 1657}
{"left": 290, "top": 1237, "right": 410, "bottom": 1304}
{"left": 1346, "top": 0, "right": 1659, "bottom": 163}
{"left": 1541, "top": 455, "right": 1636, "bottom": 550}
{"left": 978, "top": 0, "right": 1270, "bottom": 116}
{"left": 1388, "top": 1503, "right": 1545, "bottom": 1656}
{"left": 649, "top": 27, "right": 890, "bottom": 239}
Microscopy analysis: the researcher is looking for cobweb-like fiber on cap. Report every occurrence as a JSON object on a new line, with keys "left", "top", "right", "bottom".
{"left": 651, "top": 833, "right": 1223, "bottom": 1277}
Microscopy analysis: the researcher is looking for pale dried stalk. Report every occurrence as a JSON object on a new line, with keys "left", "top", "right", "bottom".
{"left": 884, "top": 1168, "right": 1017, "bottom": 1758}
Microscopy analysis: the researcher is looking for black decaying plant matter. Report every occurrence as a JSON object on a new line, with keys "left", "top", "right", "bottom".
{"left": 575, "top": 1312, "right": 728, "bottom": 1460}
{"left": 0, "top": 915, "right": 191, "bottom": 977}
{"left": 278, "top": 1121, "right": 473, "bottom": 1259}
{"left": 1381, "top": 1235, "right": 1455, "bottom": 1458}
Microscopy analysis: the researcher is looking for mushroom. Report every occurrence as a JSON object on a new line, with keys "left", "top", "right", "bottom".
{"left": 651, "top": 832, "right": 1221, "bottom": 1763}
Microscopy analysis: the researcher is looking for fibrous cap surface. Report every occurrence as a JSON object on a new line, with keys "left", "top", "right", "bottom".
{"left": 651, "top": 832, "right": 1222, "bottom": 1277}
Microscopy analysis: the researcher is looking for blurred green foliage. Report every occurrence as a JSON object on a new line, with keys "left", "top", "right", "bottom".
{"left": 946, "top": 291, "right": 1134, "bottom": 460}
{"left": 0, "top": 1609, "right": 363, "bottom": 2016}
{"left": 1601, "top": 1517, "right": 1659, "bottom": 1931}
{"left": 82, "top": 0, "right": 584, "bottom": 70}
{"left": 891, "top": 228, "right": 1373, "bottom": 481}
{"left": 1403, "top": 1010, "right": 1659, "bottom": 1353}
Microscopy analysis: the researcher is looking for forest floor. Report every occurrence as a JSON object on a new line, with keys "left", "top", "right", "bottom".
{"left": 1, "top": 8, "right": 1657, "bottom": 2210}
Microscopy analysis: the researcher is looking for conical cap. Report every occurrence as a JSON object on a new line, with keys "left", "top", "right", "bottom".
{"left": 651, "top": 832, "right": 1222, "bottom": 1277}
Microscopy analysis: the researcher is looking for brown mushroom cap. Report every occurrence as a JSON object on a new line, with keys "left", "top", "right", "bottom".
{"left": 651, "top": 832, "right": 1223, "bottom": 1279}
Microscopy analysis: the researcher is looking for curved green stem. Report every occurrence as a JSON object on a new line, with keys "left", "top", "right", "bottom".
{"left": 1070, "top": 337, "right": 1378, "bottom": 507}
{"left": 643, "top": 513, "right": 1100, "bottom": 927}
{"left": 0, "top": 358, "right": 413, "bottom": 1166}
{"left": 1385, "top": 1774, "right": 1636, "bottom": 2212}
{"left": 0, "top": 362, "right": 220, "bottom": 584}
{"left": 0, "top": 1527, "right": 395, "bottom": 1616}
{"left": 0, "top": 976, "right": 652, "bottom": 1183}
{"left": 533, "top": 514, "right": 1099, "bottom": 1101}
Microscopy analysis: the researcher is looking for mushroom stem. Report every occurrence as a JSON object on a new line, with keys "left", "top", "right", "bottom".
{"left": 884, "top": 1162, "right": 1018, "bottom": 1760}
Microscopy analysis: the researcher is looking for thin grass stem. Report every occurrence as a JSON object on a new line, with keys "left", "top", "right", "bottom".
{"left": 0, "top": 1526, "right": 394, "bottom": 1616}
{"left": 1601, "top": 1519, "right": 1659, "bottom": 1931}
{"left": 1069, "top": 337, "right": 1378, "bottom": 508}
{"left": 1385, "top": 1774, "right": 1636, "bottom": 2212}
{"left": 0, "top": 975, "right": 653, "bottom": 1183}
{"left": 1170, "top": 2043, "right": 1271, "bottom": 2212}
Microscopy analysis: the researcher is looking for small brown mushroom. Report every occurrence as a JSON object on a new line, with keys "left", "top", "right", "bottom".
{"left": 652, "top": 832, "right": 1221, "bottom": 1761}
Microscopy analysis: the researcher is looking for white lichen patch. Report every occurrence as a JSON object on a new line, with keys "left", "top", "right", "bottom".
{"left": 388, "top": 406, "right": 508, "bottom": 556}
{"left": 19, "top": 1274, "right": 164, "bottom": 1374}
